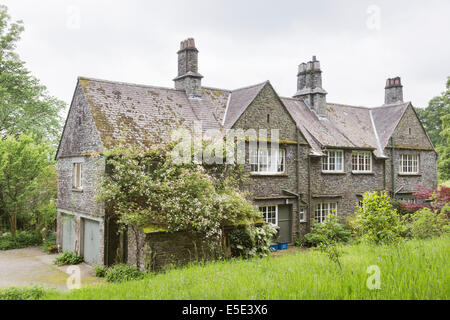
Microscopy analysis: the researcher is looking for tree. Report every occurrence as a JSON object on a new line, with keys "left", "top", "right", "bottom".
{"left": 438, "top": 114, "right": 450, "bottom": 180}
{"left": 0, "top": 5, "right": 65, "bottom": 143}
{"left": 0, "top": 134, "right": 55, "bottom": 237}
{"left": 416, "top": 78, "right": 450, "bottom": 148}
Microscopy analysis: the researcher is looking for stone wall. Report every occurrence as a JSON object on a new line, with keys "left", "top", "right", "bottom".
{"left": 232, "top": 83, "right": 308, "bottom": 240}
{"left": 127, "top": 228, "right": 215, "bottom": 271}
{"left": 309, "top": 150, "right": 386, "bottom": 221}
{"left": 56, "top": 80, "right": 107, "bottom": 264}
{"left": 57, "top": 81, "right": 104, "bottom": 158}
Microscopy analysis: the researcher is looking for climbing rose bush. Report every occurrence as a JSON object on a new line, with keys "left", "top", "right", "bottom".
{"left": 98, "top": 143, "right": 261, "bottom": 244}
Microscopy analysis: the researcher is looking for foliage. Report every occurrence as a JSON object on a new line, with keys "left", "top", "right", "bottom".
{"left": 228, "top": 224, "right": 277, "bottom": 258}
{"left": 44, "top": 236, "right": 450, "bottom": 300}
{"left": 0, "top": 134, "right": 56, "bottom": 238}
{"left": 0, "top": 5, "right": 65, "bottom": 143}
{"left": 409, "top": 207, "right": 449, "bottom": 239}
{"left": 350, "top": 191, "right": 405, "bottom": 245}
{"left": 0, "top": 286, "right": 50, "bottom": 300}
{"left": 99, "top": 143, "right": 262, "bottom": 266}
{"left": 303, "top": 214, "right": 352, "bottom": 247}
{"left": 105, "top": 264, "right": 146, "bottom": 283}
{"left": 401, "top": 185, "right": 450, "bottom": 216}
{"left": 416, "top": 77, "right": 450, "bottom": 180}
{"left": 41, "top": 232, "right": 57, "bottom": 254}
{"left": 94, "top": 265, "right": 109, "bottom": 278}
{"left": 54, "top": 251, "right": 84, "bottom": 266}
{"left": 438, "top": 113, "right": 450, "bottom": 180}
{"left": 304, "top": 214, "right": 351, "bottom": 270}
{"left": 0, "top": 230, "right": 42, "bottom": 250}
{"left": 390, "top": 198, "right": 410, "bottom": 216}
{"left": 416, "top": 77, "right": 449, "bottom": 148}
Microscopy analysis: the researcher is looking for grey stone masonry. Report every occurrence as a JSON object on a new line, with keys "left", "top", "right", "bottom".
{"left": 385, "top": 77, "right": 404, "bottom": 105}
{"left": 57, "top": 37, "right": 439, "bottom": 267}
{"left": 294, "top": 56, "right": 328, "bottom": 116}
{"left": 173, "top": 38, "right": 203, "bottom": 97}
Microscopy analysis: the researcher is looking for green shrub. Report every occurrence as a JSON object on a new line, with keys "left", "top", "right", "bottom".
{"left": 54, "top": 251, "right": 83, "bottom": 266}
{"left": 41, "top": 232, "right": 57, "bottom": 254}
{"left": 0, "top": 230, "right": 42, "bottom": 251}
{"left": 409, "top": 208, "right": 449, "bottom": 239}
{"left": 94, "top": 265, "right": 109, "bottom": 278}
{"left": 304, "top": 215, "right": 352, "bottom": 247}
{"left": 105, "top": 264, "right": 146, "bottom": 283}
{"left": 350, "top": 191, "right": 405, "bottom": 245}
{"left": 0, "top": 287, "right": 49, "bottom": 300}
{"left": 229, "top": 223, "right": 277, "bottom": 258}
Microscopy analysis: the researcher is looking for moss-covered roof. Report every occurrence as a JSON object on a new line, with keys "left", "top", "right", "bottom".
{"left": 78, "top": 77, "right": 230, "bottom": 149}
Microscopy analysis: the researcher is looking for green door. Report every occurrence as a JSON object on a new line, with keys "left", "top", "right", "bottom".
{"left": 83, "top": 219, "right": 101, "bottom": 265}
{"left": 62, "top": 215, "right": 75, "bottom": 252}
{"left": 278, "top": 205, "right": 292, "bottom": 243}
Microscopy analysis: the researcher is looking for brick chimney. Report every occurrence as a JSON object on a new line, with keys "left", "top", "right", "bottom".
{"left": 294, "top": 56, "right": 328, "bottom": 117}
{"left": 173, "top": 38, "right": 203, "bottom": 98}
{"left": 384, "top": 77, "right": 404, "bottom": 105}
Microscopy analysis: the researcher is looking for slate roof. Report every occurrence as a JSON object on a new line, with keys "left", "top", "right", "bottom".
{"left": 78, "top": 77, "right": 229, "bottom": 148}
{"left": 371, "top": 102, "right": 410, "bottom": 148}
{"left": 222, "top": 82, "right": 267, "bottom": 128}
{"left": 72, "top": 77, "right": 415, "bottom": 158}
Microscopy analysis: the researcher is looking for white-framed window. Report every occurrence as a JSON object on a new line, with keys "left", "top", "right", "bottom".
{"left": 299, "top": 208, "right": 306, "bottom": 222}
{"left": 315, "top": 202, "right": 337, "bottom": 223}
{"left": 72, "top": 163, "right": 83, "bottom": 190}
{"left": 259, "top": 206, "right": 278, "bottom": 226}
{"left": 250, "top": 147, "right": 286, "bottom": 174}
{"left": 322, "top": 150, "right": 344, "bottom": 173}
{"left": 352, "top": 151, "right": 372, "bottom": 173}
{"left": 399, "top": 154, "right": 419, "bottom": 174}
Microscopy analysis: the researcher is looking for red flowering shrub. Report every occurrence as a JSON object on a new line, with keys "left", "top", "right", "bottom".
{"left": 402, "top": 185, "right": 450, "bottom": 217}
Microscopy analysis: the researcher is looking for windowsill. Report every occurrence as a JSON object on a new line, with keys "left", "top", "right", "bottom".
{"left": 398, "top": 173, "right": 421, "bottom": 177}
{"left": 250, "top": 172, "right": 288, "bottom": 177}
{"left": 72, "top": 188, "right": 84, "bottom": 193}
{"left": 321, "top": 171, "right": 346, "bottom": 175}
{"left": 352, "top": 172, "right": 375, "bottom": 175}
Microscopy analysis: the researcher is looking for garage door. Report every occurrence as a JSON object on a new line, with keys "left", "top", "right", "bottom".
{"left": 83, "top": 219, "right": 101, "bottom": 265}
{"left": 278, "top": 205, "right": 292, "bottom": 243}
{"left": 62, "top": 215, "right": 76, "bottom": 252}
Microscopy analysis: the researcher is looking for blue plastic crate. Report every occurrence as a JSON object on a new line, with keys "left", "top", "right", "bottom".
{"left": 278, "top": 242, "right": 289, "bottom": 250}
{"left": 270, "top": 244, "right": 279, "bottom": 252}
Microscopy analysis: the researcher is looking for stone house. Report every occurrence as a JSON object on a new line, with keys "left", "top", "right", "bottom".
{"left": 56, "top": 38, "right": 437, "bottom": 266}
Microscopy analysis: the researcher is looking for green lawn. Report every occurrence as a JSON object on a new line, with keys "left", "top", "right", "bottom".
{"left": 44, "top": 236, "right": 450, "bottom": 300}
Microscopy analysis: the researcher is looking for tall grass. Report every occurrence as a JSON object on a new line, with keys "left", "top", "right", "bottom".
{"left": 45, "top": 237, "right": 449, "bottom": 300}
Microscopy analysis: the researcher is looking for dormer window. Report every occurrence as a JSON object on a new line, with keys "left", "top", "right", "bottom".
{"left": 352, "top": 151, "right": 372, "bottom": 173}
{"left": 322, "top": 150, "right": 344, "bottom": 173}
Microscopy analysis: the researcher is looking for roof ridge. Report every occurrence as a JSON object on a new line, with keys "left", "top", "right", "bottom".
{"left": 231, "top": 81, "right": 268, "bottom": 92}
{"left": 371, "top": 102, "right": 411, "bottom": 109}
{"left": 327, "top": 102, "right": 371, "bottom": 109}
{"left": 202, "top": 86, "right": 232, "bottom": 93}
{"left": 78, "top": 76, "right": 181, "bottom": 92}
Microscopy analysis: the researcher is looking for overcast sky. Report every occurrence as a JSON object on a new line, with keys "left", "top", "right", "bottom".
{"left": 3, "top": 0, "right": 450, "bottom": 110}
